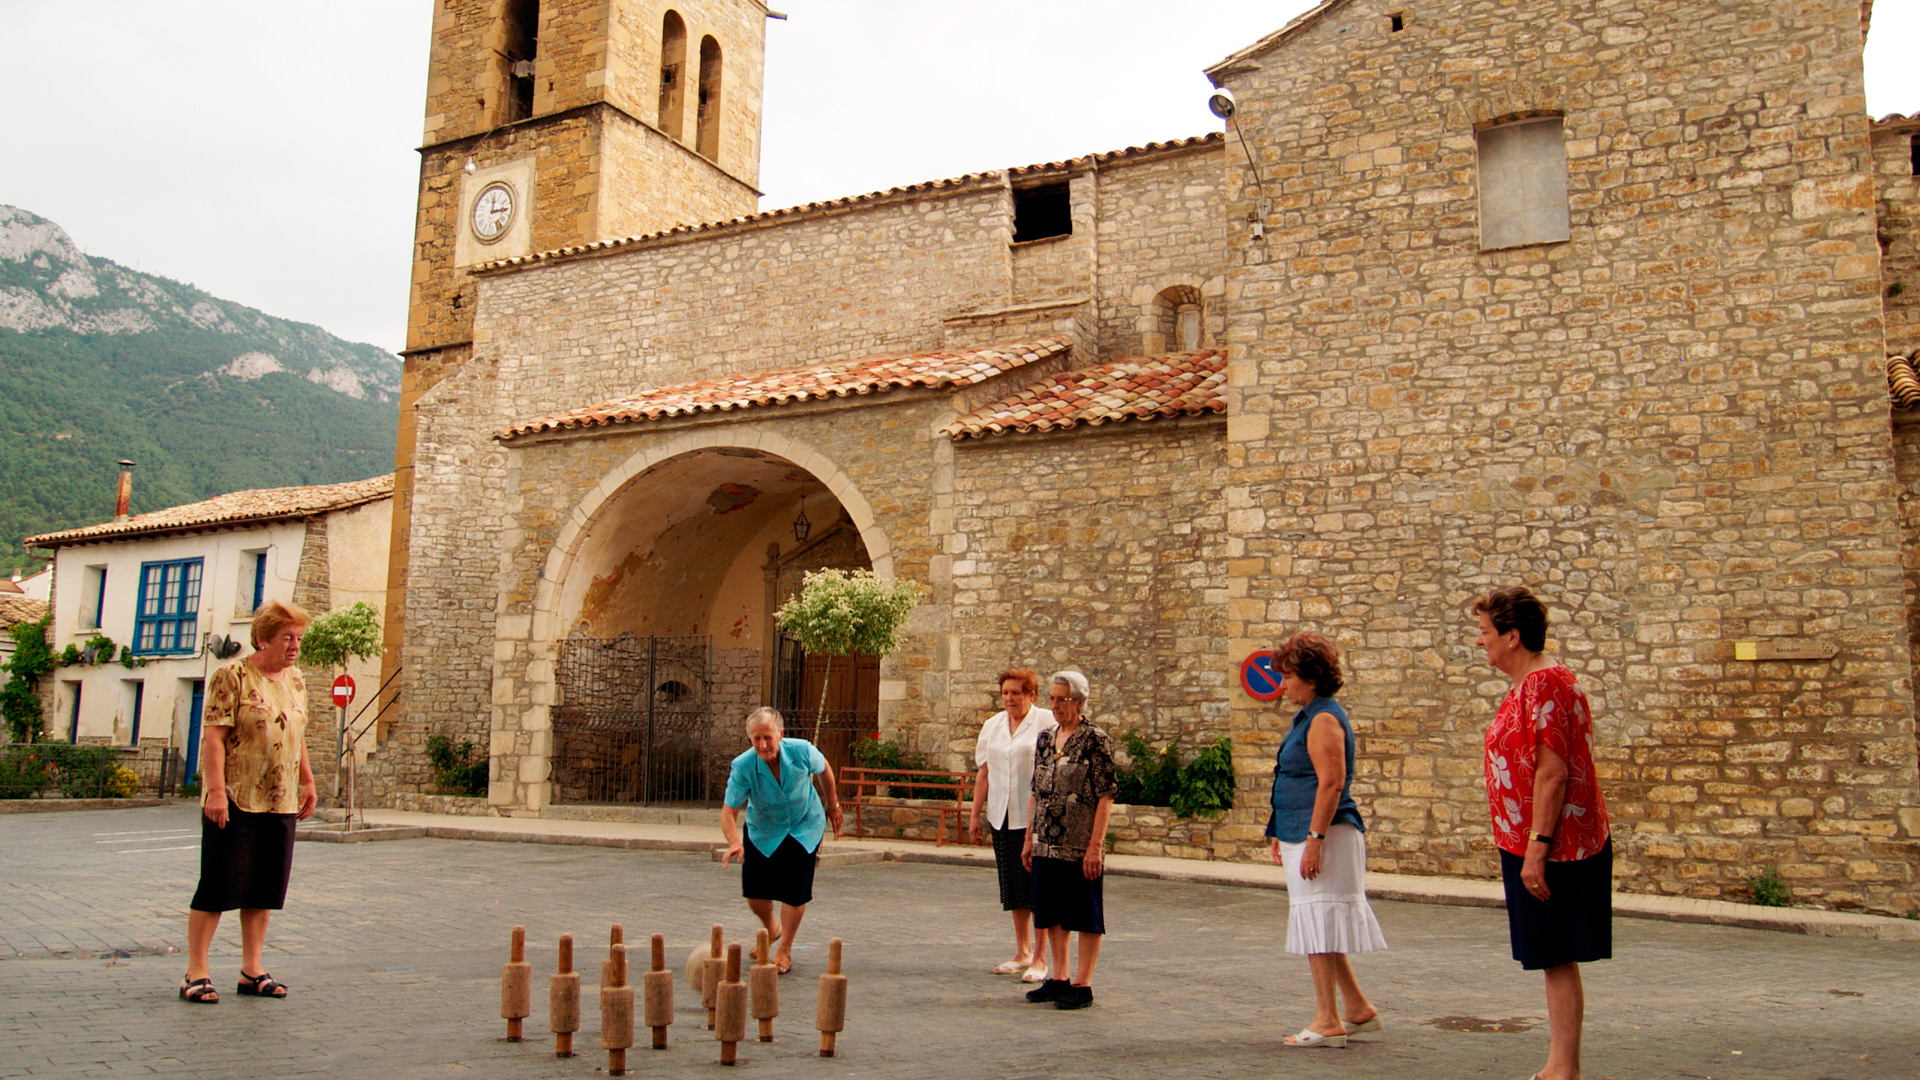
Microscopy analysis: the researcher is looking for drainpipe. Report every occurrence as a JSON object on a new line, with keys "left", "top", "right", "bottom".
{"left": 114, "top": 460, "right": 136, "bottom": 522}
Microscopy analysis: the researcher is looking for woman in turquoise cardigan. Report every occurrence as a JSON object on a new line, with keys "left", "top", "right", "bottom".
{"left": 720, "top": 707, "right": 844, "bottom": 973}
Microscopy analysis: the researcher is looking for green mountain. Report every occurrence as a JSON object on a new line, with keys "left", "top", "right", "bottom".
{"left": 0, "top": 205, "right": 399, "bottom": 570}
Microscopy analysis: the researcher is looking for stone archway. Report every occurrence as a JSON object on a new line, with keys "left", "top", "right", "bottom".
{"left": 509, "top": 429, "right": 897, "bottom": 807}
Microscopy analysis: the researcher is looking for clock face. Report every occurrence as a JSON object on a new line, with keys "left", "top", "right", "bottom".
{"left": 470, "top": 181, "right": 516, "bottom": 243}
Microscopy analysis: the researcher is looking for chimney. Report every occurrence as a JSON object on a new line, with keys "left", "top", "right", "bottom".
{"left": 114, "top": 459, "right": 136, "bottom": 521}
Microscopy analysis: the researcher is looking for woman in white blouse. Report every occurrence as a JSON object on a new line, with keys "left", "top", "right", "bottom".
{"left": 968, "top": 668, "right": 1057, "bottom": 982}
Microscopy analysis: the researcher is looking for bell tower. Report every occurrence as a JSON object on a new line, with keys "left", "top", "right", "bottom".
{"left": 382, "top": 0, "right": 772, "bottom": 714}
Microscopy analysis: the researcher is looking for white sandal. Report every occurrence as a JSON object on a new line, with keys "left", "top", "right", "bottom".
{"left": 1020, "top": 963, "right": 1049, "bottom": 983}
{"left": 1285, "top": 1028, "right": 1347, "bottom": 1049}
{"left": 992, "top": 959, "right": 1027, "bottom": 975}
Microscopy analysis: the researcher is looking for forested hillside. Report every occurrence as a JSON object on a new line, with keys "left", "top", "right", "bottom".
{"left": 0, "top": 205, "right": 398, "bottom": 570}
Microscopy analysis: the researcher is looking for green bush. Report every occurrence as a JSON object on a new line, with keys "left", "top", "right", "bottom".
{"left": 1114, "top": 733, "right": 1236, "bottom": 819}
{"left": 1114, "top": 730, "right": 1182, "bottom": 808}
{"left": 179, "top": 771, "right": 202, "bottom": 799}
{"left": 425, "top": 734, "right": 489, "bottom": 797}
{"left": 851, "top": 734, "right": 950, "bottom": 800}
{"left": 1745, "top": 865, "right": 1789, "bottom": 908}
{"left": 48, "top": 745, "right": 122, "bottom": 798}
{"left": 3, "top": 613, "right": 54, "bottom": 743}
{"left": 0, "top": 748, "right": 50, "bottom": 798}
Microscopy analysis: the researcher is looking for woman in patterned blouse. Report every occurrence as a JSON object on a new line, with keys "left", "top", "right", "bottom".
{"left": 1019, "top": 670, "right": 1117, "bottom": 1011}
{"left": 1475, "top": 586, "right": 1611, "bottom": 1080}
{"left": 179, "top": 600, "right": 318, "bottom": 1004}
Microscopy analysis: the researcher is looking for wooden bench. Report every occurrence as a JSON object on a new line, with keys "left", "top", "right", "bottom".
{"left": 838, "top": 766, "right": 980, "bottom": 846}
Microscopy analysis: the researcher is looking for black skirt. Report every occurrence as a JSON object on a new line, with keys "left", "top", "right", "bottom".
{"left": 1031, "top": 855, "right": 1104, "bottom": 934}
{"left": 1500, "top": 839, "right": 1612, "bottom": 970}
{"left": 990, "top": 826, "right": 1033, "bottom": 912}
{"left": 190, "top": 801, "right": 297, "bottom": 912}
{"left": 741, "top": 834, "right": 819, "bottom": 907}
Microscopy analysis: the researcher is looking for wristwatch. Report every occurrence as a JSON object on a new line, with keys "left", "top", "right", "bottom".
{"left": 1306, "top": 830, "right": 1326, "bottom": 840}
{"left": 1532, "top": 832, "right": 1555, "bottom": 847}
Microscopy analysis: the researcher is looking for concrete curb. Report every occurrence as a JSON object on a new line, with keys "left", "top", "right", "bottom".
{"left": 0, "top": 797, "right": 170, "bottom": 814}
{"left": 351, "top": 810, "right": 1920, "bottom": 941}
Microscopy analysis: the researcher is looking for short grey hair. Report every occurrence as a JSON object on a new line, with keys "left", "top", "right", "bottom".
{"left": 745, "top": 706, "right": 784, "bottom": 736}
{"left": 1049, "top": 670, "right": 1089, "bottom": 703}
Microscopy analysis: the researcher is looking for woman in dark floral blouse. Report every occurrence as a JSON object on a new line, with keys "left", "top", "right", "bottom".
{"left": 1020, "top": 670, "right": 1117, "bottom": 1011}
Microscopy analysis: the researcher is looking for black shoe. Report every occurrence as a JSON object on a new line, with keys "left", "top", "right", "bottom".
{"left": 1025, "top": 979, "right": 1071, "bottom": 1003}
{"left": 1054, "top": 984, "right": 1094, "bottom": 1010}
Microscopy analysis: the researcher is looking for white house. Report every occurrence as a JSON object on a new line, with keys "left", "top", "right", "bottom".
{"left": 25, "top": 474, "right": 392, "bottom": 791}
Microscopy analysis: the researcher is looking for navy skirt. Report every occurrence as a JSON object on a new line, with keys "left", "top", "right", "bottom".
{"left": 1500, "top": 839, "right": 1612, "bottom": 970}
{"left": 190, "top": 801, "right": 297, "bottom": 912}
{"left": 742, "top": 834, "right": 818, "bottom": 907}
{"left": 990, "top": 827, "right": 1033, "bottom": 911}
{"left": 1031, "top": 855, "right": 1104, "bottom": 934}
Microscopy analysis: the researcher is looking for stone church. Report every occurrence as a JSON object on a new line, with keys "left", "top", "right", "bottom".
{"left": 370, "top": 0, "right": 1920, "bottom": 915}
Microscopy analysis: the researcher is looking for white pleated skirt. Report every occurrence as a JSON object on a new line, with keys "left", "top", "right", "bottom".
{"left": 1279, "top": 822, "right": 1388, "bottom": 956}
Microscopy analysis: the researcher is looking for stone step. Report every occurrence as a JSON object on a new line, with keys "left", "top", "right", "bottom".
{"left": 296, "top": 822, "right": 429, "bottom": 843}
{"left": 539, "top": 804, "right": 723, "bottom": 828}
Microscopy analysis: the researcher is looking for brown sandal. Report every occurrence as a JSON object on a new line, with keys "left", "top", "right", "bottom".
{"left": 179, "top": 976, "right": 219, "bottom": 1004}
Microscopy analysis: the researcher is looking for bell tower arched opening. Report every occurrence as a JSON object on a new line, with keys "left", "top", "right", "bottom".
{"left": 658, "top": 10, "right": 687, "bottom": 140}
{"left": 696, "top": 35, "right": 723, "bottom": 161}
{"left": 499, "top": 0, "right": 540, "bottom": 123}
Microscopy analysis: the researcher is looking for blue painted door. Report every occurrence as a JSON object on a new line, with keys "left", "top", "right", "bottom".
{"left": 184, "top": 680, "right": 204, "bottom": 783}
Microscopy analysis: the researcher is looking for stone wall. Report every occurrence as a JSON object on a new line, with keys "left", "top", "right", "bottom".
{"left": 945, "top": 417, "right": 1234, "bottom": 768}
{"left": 1087, "top": 144, "right": 1228, "bottom": 358}
{"left": 372, "top": 352, "right": 509, "bottom": 802}
{"left": 1213, "top": 0, "right": 1919, "bottom": 912}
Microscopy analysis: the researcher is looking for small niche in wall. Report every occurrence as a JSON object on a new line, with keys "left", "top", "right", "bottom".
{"left": 1389, "top": 11, "right": 1406, "bottom": 32}
{"left": 1012, "top": 182, "right": 1072, "bottom": 242}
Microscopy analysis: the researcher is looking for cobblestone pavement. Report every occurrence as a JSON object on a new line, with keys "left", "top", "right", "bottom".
{"left": 3, "top": 805, "right": 1916, "bottom": 1079}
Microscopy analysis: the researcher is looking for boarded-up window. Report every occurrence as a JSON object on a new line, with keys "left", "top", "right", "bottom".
{"left": 1477, "top": 117, "right": 1571, "bottom": 250}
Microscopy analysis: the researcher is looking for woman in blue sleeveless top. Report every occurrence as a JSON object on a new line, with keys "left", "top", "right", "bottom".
{"left": 1266, "top": 631, "right": 1387, "bottom": 1049}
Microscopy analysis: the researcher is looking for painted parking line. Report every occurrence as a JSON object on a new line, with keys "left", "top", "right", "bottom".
{"left": 114, "top": 845, "right": 198, "bottom": 855}
{"left": 95, "top": 834, "right": 195, "bottom": 845}
{"left": 91, "top": 829, "right": 197, "bottom": 837}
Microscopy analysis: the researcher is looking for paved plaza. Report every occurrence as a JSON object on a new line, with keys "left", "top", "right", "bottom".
{"left": 3, "top": 804, "right": 1916, "bottom": 1079}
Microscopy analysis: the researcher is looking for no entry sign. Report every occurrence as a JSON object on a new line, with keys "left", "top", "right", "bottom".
{"left": 331, "top": 674, "right": 357, "bottom": 708}
{"left": 1240, "top": 650, "right": 1283, "bottom": 701}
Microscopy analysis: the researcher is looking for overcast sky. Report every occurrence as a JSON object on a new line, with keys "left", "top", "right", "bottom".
{"left": 4, "top": 2, "right": 1916, "bottom": 354}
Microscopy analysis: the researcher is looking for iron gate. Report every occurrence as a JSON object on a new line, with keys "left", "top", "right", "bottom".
{"left": 552, "top": 633, "right": 715, "bottom": 805}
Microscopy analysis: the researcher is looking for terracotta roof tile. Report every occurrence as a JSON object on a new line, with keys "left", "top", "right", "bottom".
{"left": 944, "top": 350, "right": 1226, "bottom": 440}
{"left": 26, "top": 474, "right": 393, "bottom": 549}
{"left": 0, "top": 596, "right": 46, "bottom": 626}
{"left": 474, "top": 135, "right": 1222, "bottom": 273}
{"left": 502, "top": 337, "right": 1074, "bottom": 440}
{"left": 1890, "top": 351, "right": 1920, "bottom": 409}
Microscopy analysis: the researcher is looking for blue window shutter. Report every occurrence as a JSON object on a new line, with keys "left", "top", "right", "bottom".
{"left": 253, "top": 552, "right": 267, "bottom": 612}
{"left": 133, "top": 557, "right": 204, "bottom": 656}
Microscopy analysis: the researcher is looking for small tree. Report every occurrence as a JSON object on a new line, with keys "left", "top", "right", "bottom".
{"left": 2, "top": 614, "right": 54, "bottom": 744}
{"left": 774, "top": 569, "right": 927, "bottom": 733}
{"left": 298, "top": 602, "right": 383, "bottom": 823}
{"left": 300, "top": 601, "right": 383, "bottom": 671}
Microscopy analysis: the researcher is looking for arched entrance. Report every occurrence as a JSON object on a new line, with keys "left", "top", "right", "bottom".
{"left": 542, "top": 443, "right": 880, "bottom": 805}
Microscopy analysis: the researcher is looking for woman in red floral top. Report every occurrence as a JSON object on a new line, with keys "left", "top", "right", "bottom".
{"left": 1475, "top": 586, "right": 1610, "bottom": 1080}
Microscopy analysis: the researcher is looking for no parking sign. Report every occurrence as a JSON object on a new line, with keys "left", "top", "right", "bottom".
{"left": 1240, "top": 650, "right": 1284, "bottom": 701}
